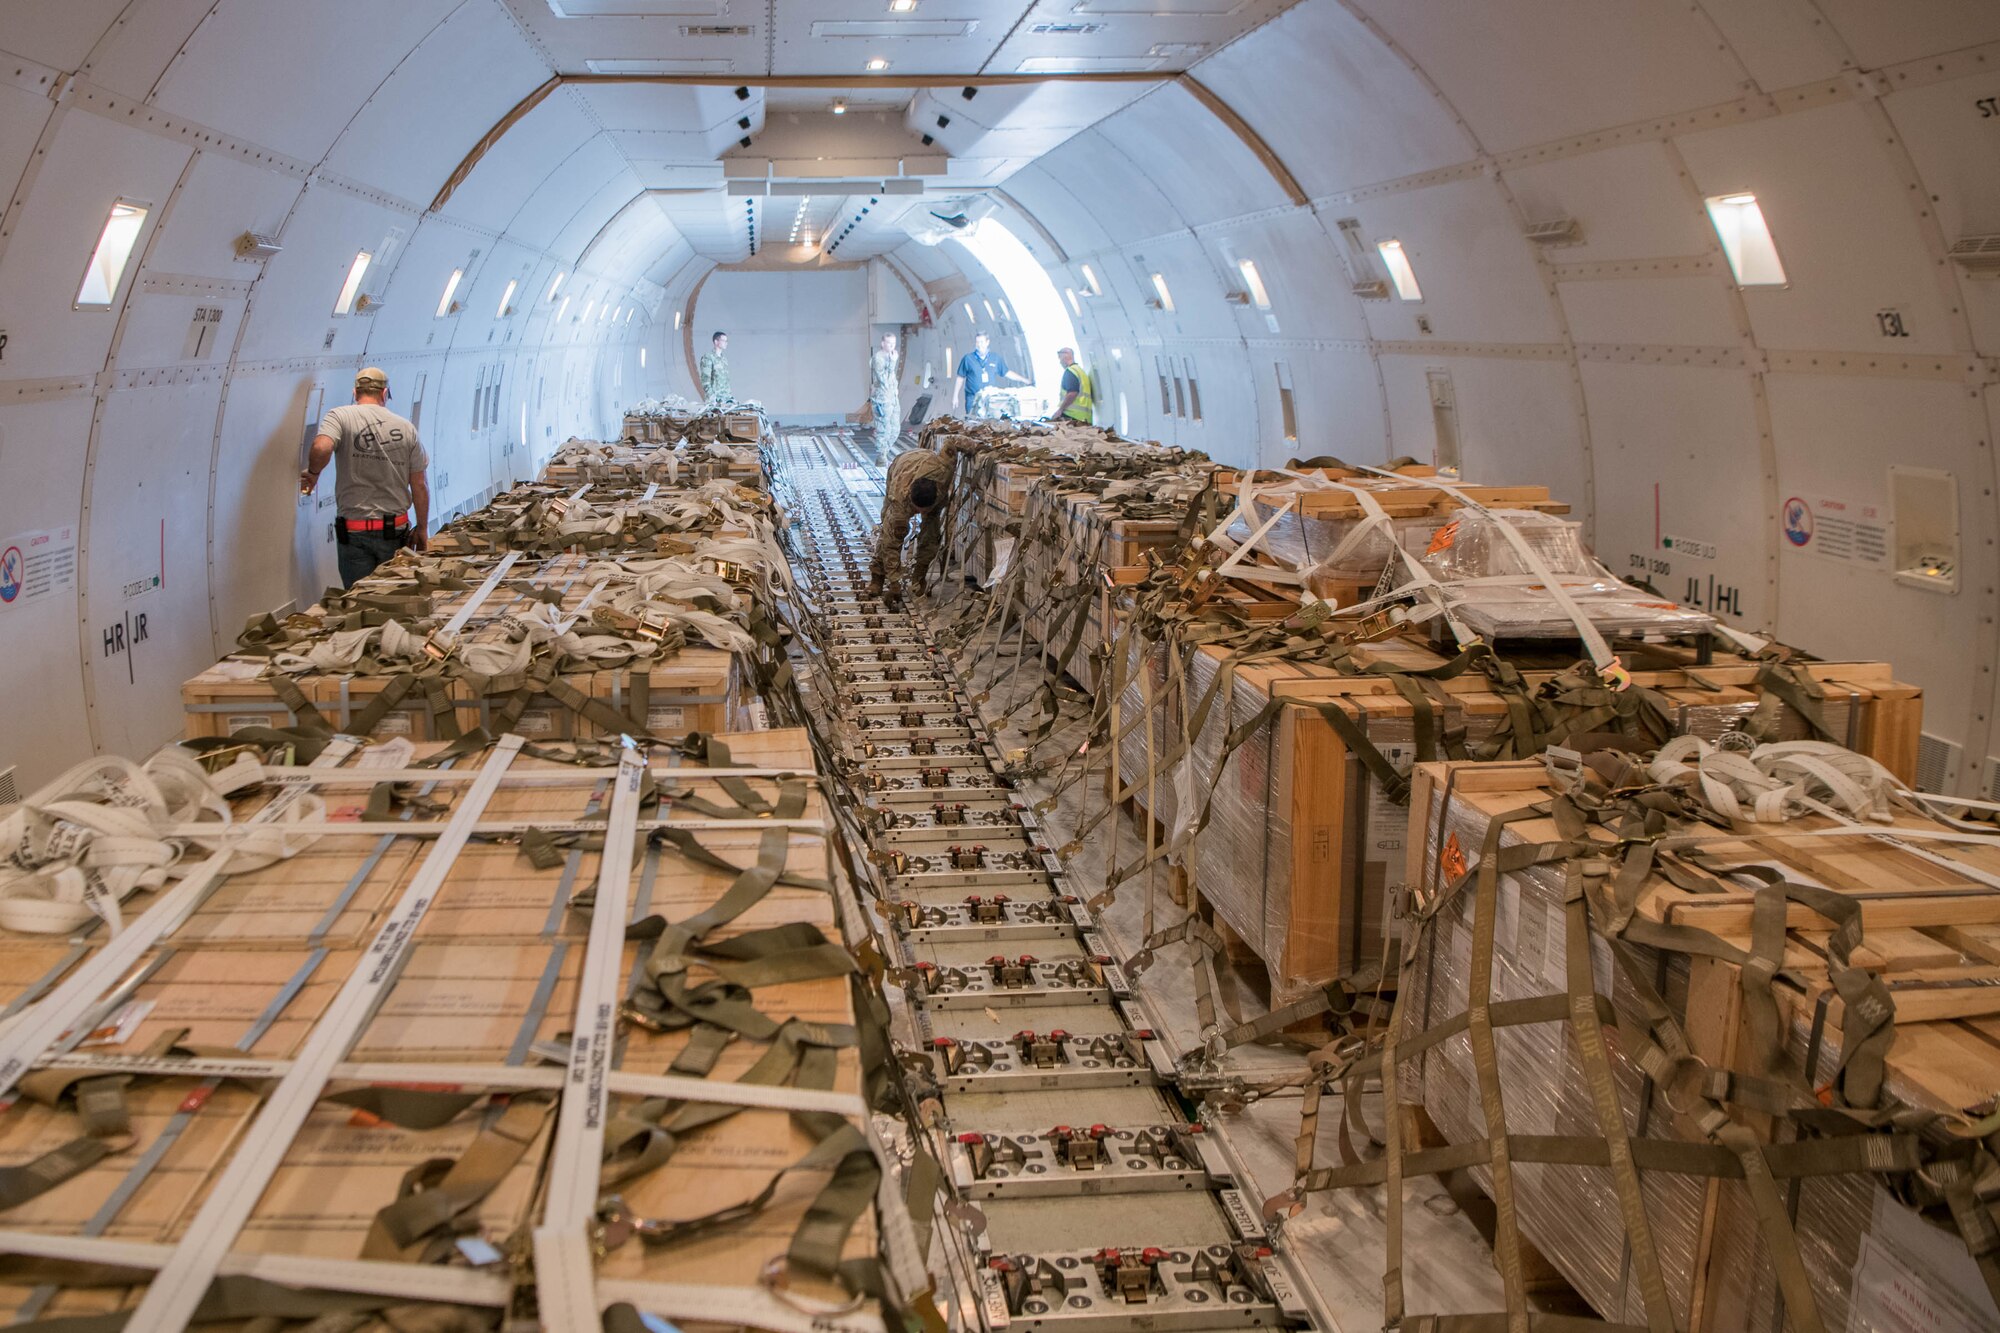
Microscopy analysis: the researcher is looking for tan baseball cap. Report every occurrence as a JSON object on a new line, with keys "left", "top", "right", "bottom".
{"left": 355, "top": 368, "right": 389, "bottom": 394}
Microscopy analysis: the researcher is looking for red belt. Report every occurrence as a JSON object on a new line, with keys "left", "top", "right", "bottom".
{"left": 339, "top": 515, "right": 408, "bottom": 532}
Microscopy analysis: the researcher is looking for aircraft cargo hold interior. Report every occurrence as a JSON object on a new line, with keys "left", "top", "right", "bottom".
{"left": 1, "top": 3, "right": 1999, "bottom": 1331}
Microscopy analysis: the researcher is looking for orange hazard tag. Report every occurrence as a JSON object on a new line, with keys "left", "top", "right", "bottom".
{"left": 1440, "top": 832, "right": 1468, "bottom": 882}
{"left": 347, "top": 1108, "right": 384, "bottom": 1128}
{"left": 1426, "top": 520, "right": 1460, "bottom": 555}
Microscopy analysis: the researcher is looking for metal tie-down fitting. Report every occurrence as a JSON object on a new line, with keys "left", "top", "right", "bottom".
{"left": 989, "top": 954, "right": 1036, "bottom": 988}
{"left": 1048, "top": 1123, "right": 1111, "bottom": 1170}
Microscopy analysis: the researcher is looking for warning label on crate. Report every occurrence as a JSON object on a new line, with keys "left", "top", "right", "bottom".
{"left": 1851, "top": 1186, "right": 1999, "bottom": 1332}
{"left": 0, "top": 525, "right": 77, "bottom": 607}
{"left": 1782, "top": 495, "right": 1888, "bottom": 569}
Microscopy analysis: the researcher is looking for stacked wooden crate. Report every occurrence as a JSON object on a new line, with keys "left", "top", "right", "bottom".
{"left": 0, "top": 728, "right": 872, "bottom": 1323}
{"left": 184, "top": 550, "right": 747, "bottom": 745}
{"left": 1151, "top": 644, "right": 1920, "bottom": 1001}
{"left": 1392, "top": 756, "right": 2000, "bottom": 1332}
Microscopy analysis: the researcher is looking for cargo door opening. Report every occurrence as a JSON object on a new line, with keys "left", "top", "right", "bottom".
{"left": 943, "top": 218, "right": 1079, "bottom": 407}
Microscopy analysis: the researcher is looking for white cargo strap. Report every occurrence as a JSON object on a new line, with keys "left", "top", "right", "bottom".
{"left": 0, "top": 749, "right": 323, "bottom": 937}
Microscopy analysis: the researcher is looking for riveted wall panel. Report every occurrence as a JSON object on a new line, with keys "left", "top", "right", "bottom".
{"left": 0, "top": 110, "right": 191, "bottom": 379}
{"left": 149, "top": 0, "right": 461, "bottom": 163}
{"left": 1094, "top": 87, "right": 1288, "bottom": 227}
{"left": 210, "top": 371, "right": 334, "bottom": 650}
{"left": 1501, "top": 141, "right": 1718, "bottom": 264}
{"left": 1, "top": 2, "right": 125, "bottom": 73}
{"left": 138, "top": 151, "right": 302, "bottom": 282}
{"left": 1035, "top": 130, "right": 1184, "bottom": 247}
{"left": 1675, "top": 101, "right": 1962, "bottom": 356}
{"left": 1883, "top": 72, "right": 2000, "bottom": 354}
{"left": 320, "top": 4, "right": 551, "bottom": 206}
{"left": 71, "top": 0, "right": 224, "bottom": 101}
{"left": 1190, "top": 0, "right": 1471, "bottom": 197}
{"left": 1767, "top": 372, "right": 1983, "bottom": 736}
{"left": 1816, "top": 0, "right": 2000, "bottom": 71}
{"left": 233, "top": 187, "right": 409, "bottom": 363}
{"left": 1380, "top": 355, "right": 1585, "bottom": 507}
{"left": 1356, "top": 0, "right": 1748, "bottom": 155}
{"left": 1558, "top": 275, "right": 1741, "bottom": 348}
{"left": 1348, "top": 177, "right": 1563, "bottom": 346}
{"left": 0, "top": 397, "right": 94, "bottom": 788}
{"left": 444, "top": 97, "right": 601, "bottom": 237}
{"left": 1576, "top": 359, "right": 1769, "bottom": 628}
{"left": 80, "top": 381, "right": 225, "bottom": 760}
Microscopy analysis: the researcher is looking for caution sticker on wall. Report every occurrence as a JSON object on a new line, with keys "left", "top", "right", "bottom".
{"left": 0, "top": 526, "right": 77, "bottom": 606}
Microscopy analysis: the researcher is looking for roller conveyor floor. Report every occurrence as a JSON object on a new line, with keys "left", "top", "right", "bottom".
{"left": 772, "top": 429, "right": 1336, "bottom": 1333}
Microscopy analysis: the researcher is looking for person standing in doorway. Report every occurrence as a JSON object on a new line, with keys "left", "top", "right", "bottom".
{"left": 868, "top": 333, "right": 901, "bottom": 452}
{"left": 1052, "top": 347, "right": 1094, "bottom": 425}
{"left": 951, "top": 332, "right": 1026, "bottom": 417}
{"left": 300, "top": 368, "right": 429, "bottom": 588}
{"left": 698, "top": 330, "right": 730, "bottom": 403}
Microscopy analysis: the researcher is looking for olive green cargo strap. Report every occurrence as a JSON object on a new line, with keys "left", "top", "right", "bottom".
{"left": 0, "top": 1274, "right": 497, "bottom": 1332}
{"left": 1, "top": 1031, "right": 251, "bottom": 1213}
{"left": 361, "top": 1092, "right": 554, "bottom": 1262}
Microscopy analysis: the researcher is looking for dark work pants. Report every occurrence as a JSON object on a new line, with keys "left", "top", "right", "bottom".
{"left": 337, "top": 530, "right": 404, "bottom": 588}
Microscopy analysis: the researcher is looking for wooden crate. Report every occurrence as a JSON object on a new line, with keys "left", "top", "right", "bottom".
{"left": 0, "top": 727, "right": 871, "bottom": 1317}
{"left": 1121, "top": 640, "right": 1920, "bottom": 1001}
{"left": 1401, "top": 758, "right": 2000, "bottom": 1332}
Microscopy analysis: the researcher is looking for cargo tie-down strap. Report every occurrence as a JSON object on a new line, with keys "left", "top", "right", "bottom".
{"left": 0, "top": 749, "right": 321, "bottom": 937}
{"left": 1273, "top": 753, "right": 1972, "bottom": 1333}
{"left": 0, "top": 1272, "right": 498, "bottom": 1331}
{"left": 0, "top": 1028, "right": 274, "bottom": 1214}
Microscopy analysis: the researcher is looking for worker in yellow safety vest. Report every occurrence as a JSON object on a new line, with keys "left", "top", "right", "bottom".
{"left": 1053, "top": 347, "right": 1094, "bottom": 424}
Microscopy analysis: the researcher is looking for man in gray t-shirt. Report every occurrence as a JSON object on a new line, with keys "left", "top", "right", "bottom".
{"left": 301, "top": 367, "right": 431, "bottom": 586}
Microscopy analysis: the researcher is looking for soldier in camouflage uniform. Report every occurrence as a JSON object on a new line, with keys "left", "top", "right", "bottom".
{"left": 870, "top": 436, "right": 980, "bottom": 605}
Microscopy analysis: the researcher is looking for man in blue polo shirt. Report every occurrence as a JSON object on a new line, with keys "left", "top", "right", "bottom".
{"left": 952, "top": 332, "right": 1027, "bottom": 416}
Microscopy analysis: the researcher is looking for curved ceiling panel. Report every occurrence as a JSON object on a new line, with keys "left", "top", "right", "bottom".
{"left": 320, "top": 3, "right": 553, "bottom": 204}
{"left": 150, "top": 0, "right": 464, "bottom": 163}
{"left": 443, "top": 92, "right": 601, "bottom": 233}
{"left": 1093, "top": 85, "right": 1289, "bottom": 227}
{"left": 503, "top": 128, "right": 632, "bottom": 249}
{"left": 994, "top": 166, "right": 1119, "bottom": 259}
{"left": 1031, "top": 129, "right": 1186, "bottom": 245}
{"left": 3, "top": 0, "right": 126, "bottom": 71}
{"left": 1353, "top": 0, "right": 1748, "bottom": 154}
{"left": 1189, "top": 1, "right": 1470, "bottom": 197}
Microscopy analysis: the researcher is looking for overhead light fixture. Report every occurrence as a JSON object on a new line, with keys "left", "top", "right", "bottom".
{"left": 436, "top": 268, "right": 464, "bottom": 318}
{"left": 673, "top": 310, "right": 682, "bottom": 329}
{"left": 497, "top": 278, "right": 518, "bottom": 317}
{"left": 1064, "top": 287, "right": 1080, "bottom": 316}
{"left": 832, "top": 99, "right": 848, "bottom": 115}
{"left": 547, "top": 271, "right": 566, "bottom": 301}
{"left": 866, "top": 56, "right": 889, "bottom": 71}
{"left": 1080, "top": 263, "right": 1101, "bottom": 296}
{"left": 890, "top": 0, "right": 916, "bottom": 10}
{"left": 1149, "top": 272, "right": 1175, "bottom": 313}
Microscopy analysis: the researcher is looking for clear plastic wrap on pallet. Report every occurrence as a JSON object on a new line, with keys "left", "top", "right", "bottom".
{"left": 1113, "top": 633, "right": 1179, "bottom": 837}
{"left": 1406, "top": 784, "right": 1715, "bottom": 1327}
{"left": 1404, "top": 775, "right": 2000, "bottom": 1333}
{"left": 1179, "top": 647, "right": 1285, "bottom": 979}
{"left": 1239, "top": 500, "right": 1448, "bottom": 582}
{"left": 1395, "top": 509, "right": 1717, "bottom": 641}
{"left": 1415, "top": 509, "right": 1595, "bottom": 581}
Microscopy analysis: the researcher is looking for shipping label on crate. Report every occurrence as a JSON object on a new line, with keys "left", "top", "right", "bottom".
{"left": 647, "top": 705, "right": 685, "bottom": 730}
